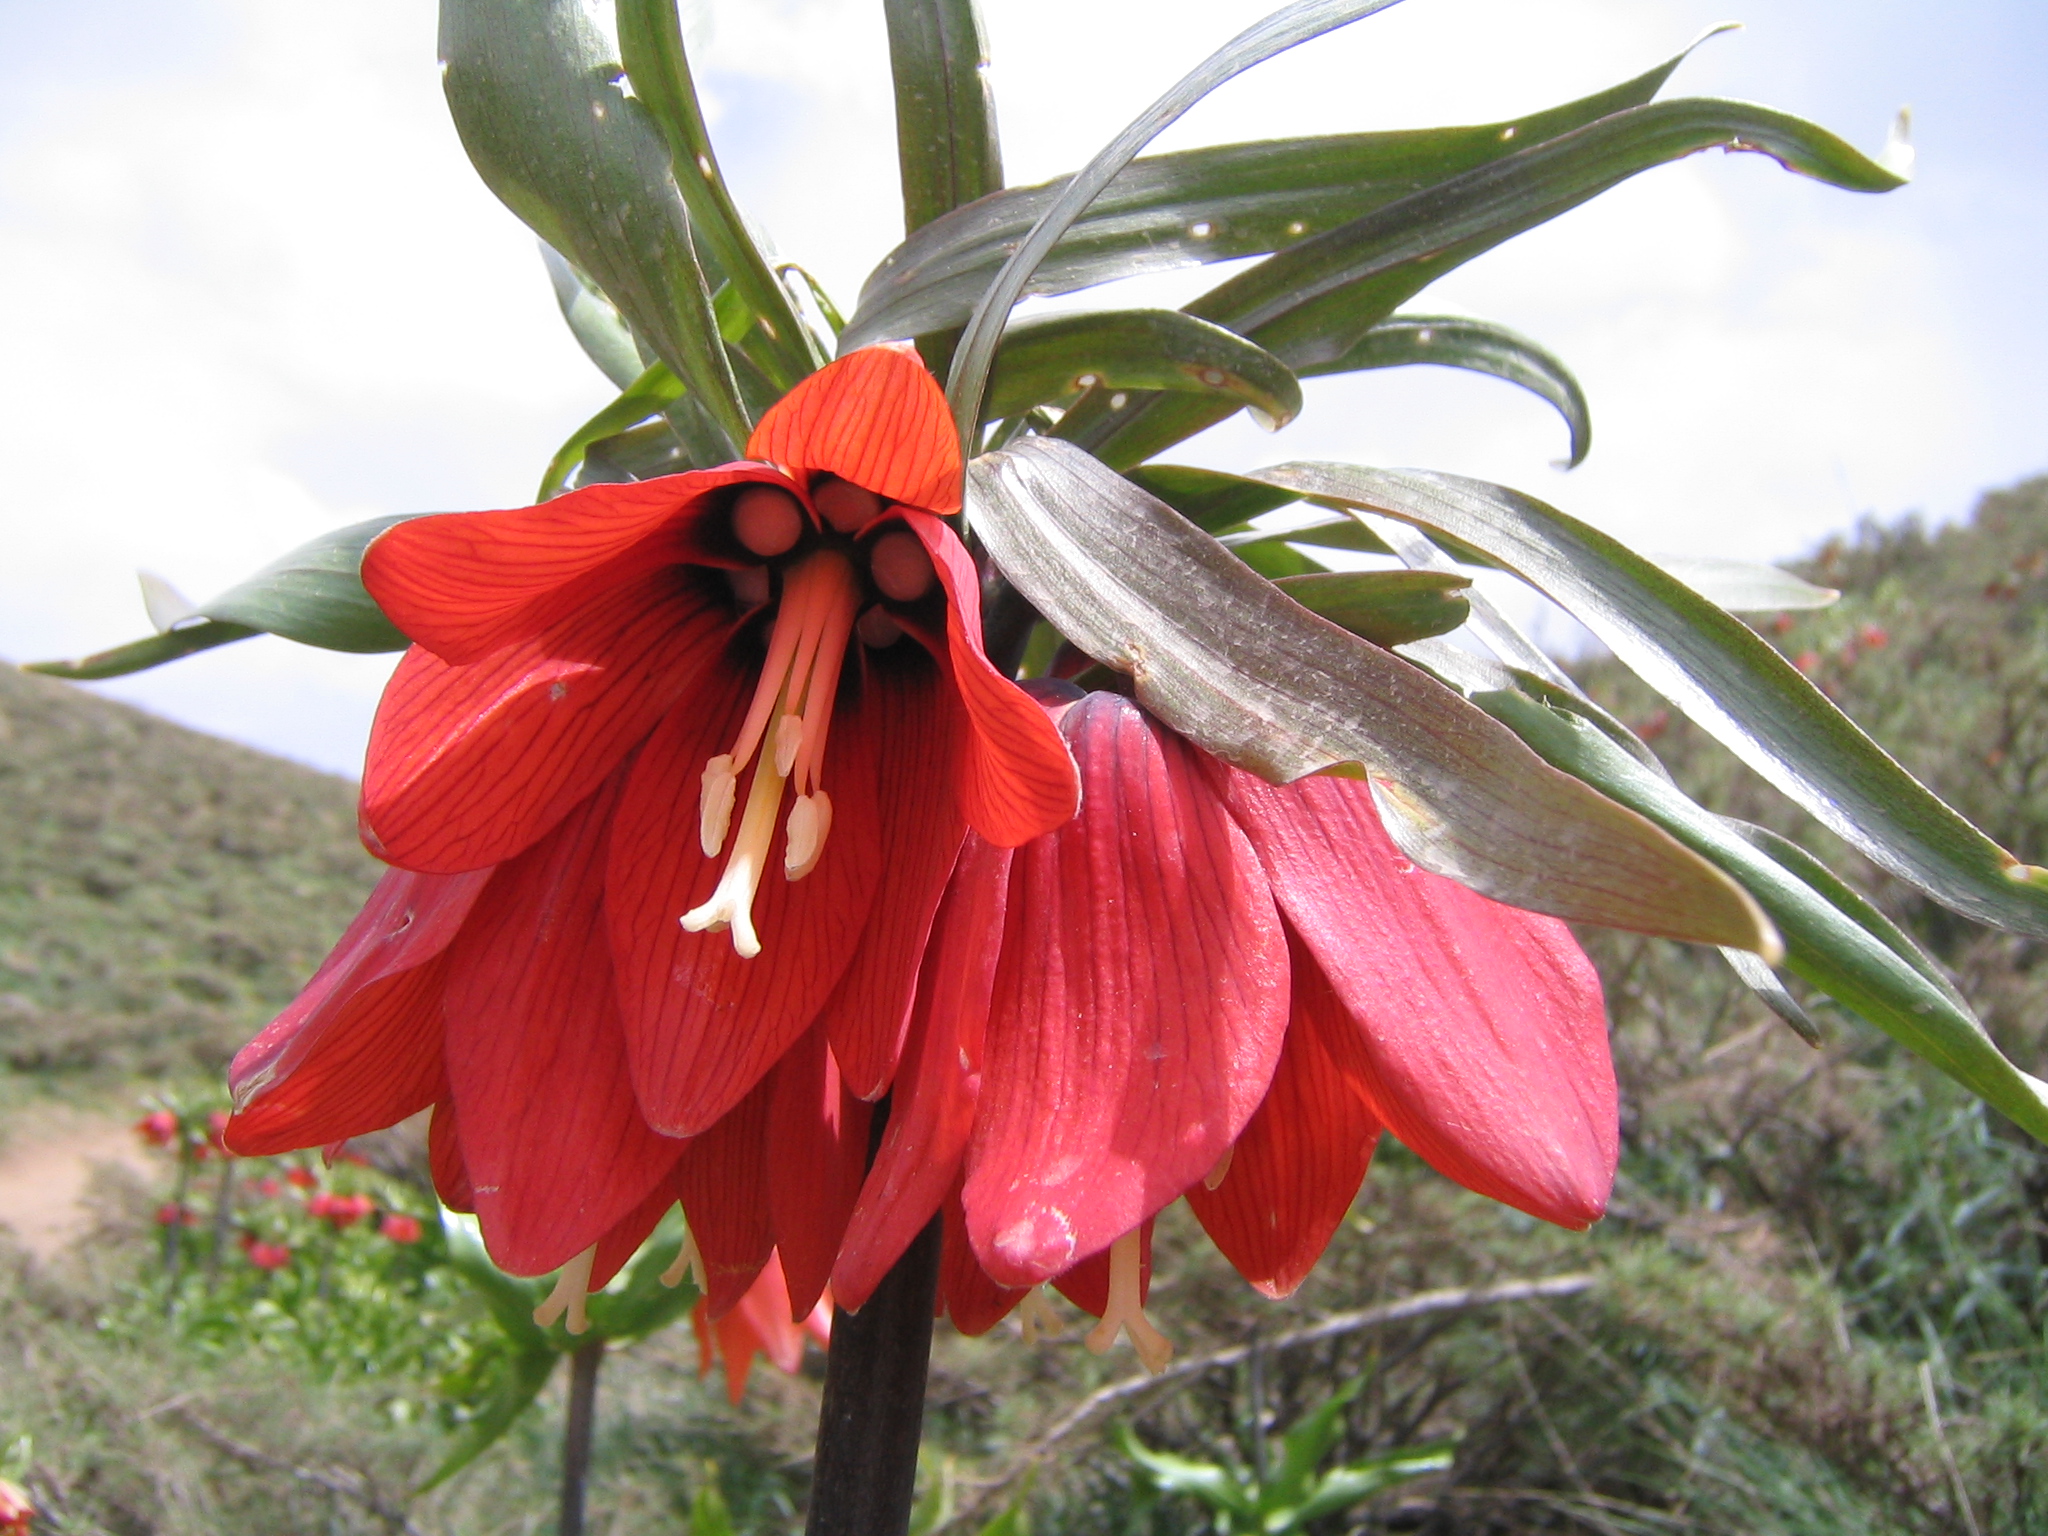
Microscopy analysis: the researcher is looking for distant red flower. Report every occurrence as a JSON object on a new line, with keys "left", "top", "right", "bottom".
{"left": 308, "top": 1192, "right": 374, "bottom": 1229}
{"left": 1793, "top": 649, "right": 1821, "bottom": 674}
{"left": 1858, "top": 623, "right": 1889, "bottom": 649}
{"left": 253, "top": 1177, "right": 283, "bottom": 1198}
{"left": 285, "top": 1166, "right": 319, "bottom": 1189}
{"left": 691, "top": 1250, "right": 830, "bottom": 1404}
{"left": 241, "top": 1236, "right": 293, "bottom": 1271}
{"left": 0, "top": 1476, "right": 30, "bottom": 1534}
{"left": 1770, "top": 612, "right": 1796, "bottom": 635}
{"left": 834, "top": 688, "right": 1613, "bottom": 1366}
{"left": 133, "top": 1110, "right": 179, "bottom": 1148}
{"left": 379, "top": 1212, "right": 424, "bottom": 1244}
{"left": 223, "top": 345, "right": 1079, "bottom": 1300}
{"left": 153, "top": 1202, "right": 197, "bottom": 1227}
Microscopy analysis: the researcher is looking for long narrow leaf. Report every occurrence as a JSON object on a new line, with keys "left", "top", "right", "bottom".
{"left": 1309, "top": 314, "right": 1591, "bottom": 466}
{"left": 1479, "top": 688, "right": 2048, "bottom": 1144}
{"left": 616, "top": 0, "right": 820, "bottom": 388}
{"left": 416, "top": 1346, "right": 558, "bottom": 1491}
{"left": 439, "top": 0, "right": 748, "bottom": 449}
{"left": 885, "top": 0, "right": 1006, "bottom": 235}
{"left": 542, "top": 244, "right": 648, "bottom": 388}
{"left": 944, "top": 0, "right": 1407, "bottom": 453}
{"left": 1251, "top": 462, "right": 2048, "bottom": 938}
{"left": 537, "top": 362, "right": 688, "bottom": 500}
{"left": 25, "top": 622, "right": 258, "bottom": 681}
{"left": 987, "top": 310, "right": 1300, "bottom": 427}
{"left": 846, "top": 30, "right": 1724, "bottom": 348}
{"left": 968, "top": 436, "right": 1774, "bottom": 953}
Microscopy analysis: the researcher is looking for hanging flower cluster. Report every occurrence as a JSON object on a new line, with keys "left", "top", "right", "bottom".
{"left": 224, "top": 345, "right": 1614, "bottom": 1370}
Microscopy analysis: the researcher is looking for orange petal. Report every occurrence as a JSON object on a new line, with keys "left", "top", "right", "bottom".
{"left": 746, "top": 345, "right": 961, "bottom": 515}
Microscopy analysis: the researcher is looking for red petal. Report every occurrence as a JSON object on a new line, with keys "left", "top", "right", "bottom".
{"left": 361, "top": 570, "right": 732, "bottom": 875}
{"left": 674, "top": 1073, "right": 775, "bottom": 1318}
{"left": 1051, "top": 1220, "right": 1153, "bottom": 1318}
{"left": 609, "top": 669, "right": 882, "bottom": 1136}
{"left": 816, "top": 662, "right": 968, "bottom": 1099}
{"left": 906, "top": 511, "right": 1079, "bottom": 847}
{"left": 226, "top": 865, "right": 488, "bottom": 1150}
{"left": 833, "top": 836, "right": 1011, "bottom": 1311}
{"left": 429, "top": 1100, "right": 474, "bottom": 1213}
{"left": 442, "top": 774, "right": 685, "bottom": 1275}
{"left": 963, "top": 693, "right": 1290, "bottom": 1288}
{"left": 939, "top": 1181, "right": 1025, "bottom": 1337}
{"left": 768, "top": 1022, "right": 873, "bottom": 1321}
{"left": 745, "top": 345, "right": 961, "bottom": 515}
{"left": 1185, "top": 941, "right": 1383, "bottom": 1298}
{"left": 590, "top": 1179, "right": 679, "bottom": 1291}
{"left": 1215, "top": 767, "right": 1616, "bottom": 1229}
{"left": 364, "top": 466, "right": 789, "bottom": 663}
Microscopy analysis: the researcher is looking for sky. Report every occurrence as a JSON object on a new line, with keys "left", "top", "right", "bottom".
{"left": 0, "top": 0, "right": 2041, "bottom": 778}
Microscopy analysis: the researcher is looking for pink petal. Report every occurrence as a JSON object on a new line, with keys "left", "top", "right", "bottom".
{"left": 1214, "top": 766, "right": 1616, "bottom": 1229}
{"left": 833, "top": 836, "right": 1011, "bottom": 1311}
{"left": 1185, "top": 939, "right": 1383, "bottom": 1297}
{"left": 608, "top": 667, "right": 881, "bottom": 1136}
{"left": 906, "top": 511, "right": 1080, "bottom": 847}
{"left": 963, "top": 693, "right": 1290, "bottom": 1288}
{"left": 441, "top": 773, "right": 685, "bottom": 1275}
{"left": 361, "top": 568, "right": 731, "bottom": 873}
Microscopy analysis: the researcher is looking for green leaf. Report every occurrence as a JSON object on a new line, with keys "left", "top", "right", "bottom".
{"left": 885, "top": 0, "right": 1005, "bottom": 236}
{"left": 583, "top": 1212, "right": 698, "bottom": 1341}
{"left": 1308, "top": 314, "right": 1590, "bottom": 467}
{"left": 1273, "top": 570, "right": 1468, "bottom": 645}
{"left": 1265, "top": 1376, "right": 1366, "bottom": 1512}
{"left": 967, "top": 437, "right": 1775, "bottom": 954}
{"left": 845, "top": 31, "right": 1721, "bottom": 349}
{"left": 1721, "top": 943, "right": 1824, "bottom": 1047}
{"left": 1250, "top": 463, "right": 2048, "bottom": 939}
{"left": 1656, "top": 556, "right": 1839, "bottom": 613}
{"left": 1064, "top": 96, "right": 1904, "bottom": 467}
{"left": 24, "top": 621, "right": 259, "bottom": 681}
{"left": 1288, "top": 1446, "right": 1455, "bottom": 1528}
{"left": 1126, "top": 463, "right": 1306, "bottom": 533}
{"left": 25, "top": 516, "right": 416, "bottom": 681}
{"left": 988, "top": 310, "right": 1301, "bottom": 428}
{"left": 440, "top": 1212, "right": 552, "bottom": 1349}
{"left": 616, "top": 0, "right": 821, "bottom": 389}
{"left": 1116, "top": 1425, "right": 1257, "bottom": 1518}
{"left": 542, "top": 243, "right": 649, "bottom": 389}
{"left": 944, "top": 0, "right": 1407, "bottom": 454}
{"left": 690, "top": 1479, "right": 739, "bottom": 1536}
{"left": 537, "top": 362, "right": 688, "bottom": 500}
{"left": 439, "top": 0, "right": 748, "bottom": 449}
{"left": 417, "top": 1344, "right": 558, "bottom": 1491}
{"left": 1476, "top": 688, "right": 2048, "bottom": 1145}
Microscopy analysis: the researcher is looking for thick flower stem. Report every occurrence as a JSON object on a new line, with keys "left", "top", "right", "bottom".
{"left": 805, "top": 1213, "right": 943, "bottom": 1536}
{"left": 558, "top": 1338, "right": 605, "bottom": 1536}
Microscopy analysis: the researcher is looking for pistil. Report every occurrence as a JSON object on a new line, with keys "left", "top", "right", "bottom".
{"left": 1084, "top": 1231, "right": 1172, "bottom": 1374}
{"left": 533, "top": 1245, "right": 598, "bottom": 1335}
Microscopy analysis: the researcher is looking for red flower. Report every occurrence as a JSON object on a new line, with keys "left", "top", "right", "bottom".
{"left": 285, "top": 1166, "right": 319, "bottom": 1190}
{"left": 253, "top": 1177, "right": 283, "bottom": 1199}
{"left": 379, "top": 1212, "right": 424, "bottom": 1244}
{"left": 223, "top": 345, "right": 1079, "bottom": 1291}
{"left": 241, "top": 1236, "right": 293, "bottom": 1270}
{"left": 308, "top": 1191, "right": 374, "bottom": 1229}
{"left": 832, "top": 688, "right": 1614, "bottom": 1363}
{"left": 691, "top": 1250, "right": 831, "bottom": 1404}
{"left": 0, "top": 1477, "right": 30, "bottom": 1535}
{"left": 133, "top": 1110, "right": 179, "bottom": 1148}
{"left": 154, "top": 1202, "right": 196, "bottom": 1227}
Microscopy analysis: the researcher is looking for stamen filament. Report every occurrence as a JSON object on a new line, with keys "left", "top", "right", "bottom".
{"left": 660, "top": 1231, "right": 708, "bottom": 1292}
{"left": 1084, "top": 1231, "right": 1173, "bottom": 1374}
{"left": 682, "top": 747, "right": 787, "bottom": 958}
{"left": 1018, "top": 1286, "right": 1061, "bottom": 1345}
{"left": 533, "top": 1245, "right": 598, "bottom": 1335}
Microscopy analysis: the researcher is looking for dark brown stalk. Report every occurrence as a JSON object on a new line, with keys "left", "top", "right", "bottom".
{"left": 558, "top": 1338, "right": 605, "bottom": 1536}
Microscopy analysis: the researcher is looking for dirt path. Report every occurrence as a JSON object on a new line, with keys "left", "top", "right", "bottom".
{"left": 0, "top": 1111, "right": 157, "bottom": 1260}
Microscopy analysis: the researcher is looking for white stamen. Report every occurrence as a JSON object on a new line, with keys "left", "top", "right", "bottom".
{"left": 1018, "top": 1286, "right": 1061, "bottom": 1344}
{"left": 1203, "top": 1144, "right": 1234, "bottom": 1191}
{"left": 1084, "top": 1231, "right": 1172, "bottom": 1374}
{"left": 533, "top": 1246, "right": 598, "bottom": 1335}
{"left": 699, "top": 754, "right": 738, "bottom": 856}
{"left": 661, "top": 1231, "right": 707, "bottom": 1291}
{"left": 773, "top": 712, "right": 806, "bottom": 778}
{"left": 682, "top": 750, "right": 786, "bottom": 958}
{"left": 784, "top": 790, "right": 832, "bottom": 880}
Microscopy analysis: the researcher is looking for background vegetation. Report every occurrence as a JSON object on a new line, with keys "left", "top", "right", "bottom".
{"left": 3, "top": 478, "right": 2046, "bottom": 1534}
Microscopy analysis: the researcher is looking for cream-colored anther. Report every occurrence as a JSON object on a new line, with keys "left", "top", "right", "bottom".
{"left": 732, "top": 485, "right": 803, "bottom": 556}
{"left": 868, "top": 530, "right": 934, "bottom": 603}
{"left": 682, "top": 751, "right": 786, "bottom": 958}
{"left": 1203, "top": 1144, "right": 1234, "bottom": 1191}
{"left": 773, "top": 713, "right": 806, "bottom": 778}
{"left": 660, "top": 1231, "right": 707, "bottom": 1291}
{"left": 533, "top": 1246, "right": 598, "bottom": 1335}
{"left": 699, "top": 754, "right": 738, "bottom": 856}
{"left": 1018, "top": 1286, "right": 1061, "bottom": 1345}
{"left": 784, "top": 791, "right": 832, "bottom": 880}
{"left": 1084, "top": 1231, "right": 1172, "bottom": 1374}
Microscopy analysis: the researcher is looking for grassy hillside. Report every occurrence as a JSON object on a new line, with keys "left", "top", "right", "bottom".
{"left": 0, "top": 665, "right": 378, "bottom": 1098}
